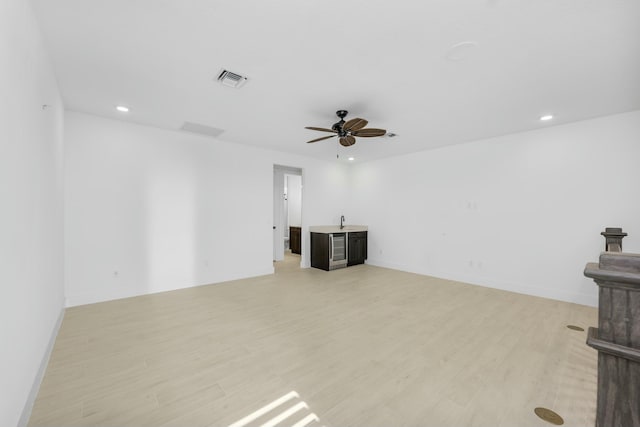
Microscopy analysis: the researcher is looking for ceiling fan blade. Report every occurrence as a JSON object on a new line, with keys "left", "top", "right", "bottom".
{"left": 351, "top": 128, "right": 386, "bottom": 137}
{"left": 307, "top": 135, "right": 336, "bottom": 143}
{"left": 343, "top": 118, "right": 368, "bottom": 132}
{"left": 339, "top": 135, "right": 356, "bottom": 147}
{"left": 305, "top": 126, "right": 338, "bottom": 133}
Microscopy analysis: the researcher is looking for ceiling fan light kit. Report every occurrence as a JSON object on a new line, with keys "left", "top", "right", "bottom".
{"left": 305, "top": 110, "right": 387, "bottom": 147}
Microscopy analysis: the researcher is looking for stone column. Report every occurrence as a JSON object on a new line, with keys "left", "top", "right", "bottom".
{"left": 584, "top": 252, "right": 640, "bottom": 427}
{"left": 600, "top": 227, "right": 627, "bottom": 252}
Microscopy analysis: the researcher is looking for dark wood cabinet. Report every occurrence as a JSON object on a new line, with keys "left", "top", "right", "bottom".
{"left": 289, "top": 226, "right": 301, "bottom": 254}
{"left": 310, "top": 232, "right": 329, "bottom": 271}
{"left": 348, "top": 231, "right": 368, "bottom": 266}
{"left": 311, "top": 231, "right": 367, "bottom": 271}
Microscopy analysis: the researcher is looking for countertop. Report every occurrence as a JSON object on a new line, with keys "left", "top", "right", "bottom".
{"left": 309, "top": 225, "right": 368, "bottom": 233}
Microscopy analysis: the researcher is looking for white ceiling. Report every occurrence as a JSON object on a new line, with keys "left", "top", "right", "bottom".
{"left": 32, "top": 0, "right": 640, "bottom": 162}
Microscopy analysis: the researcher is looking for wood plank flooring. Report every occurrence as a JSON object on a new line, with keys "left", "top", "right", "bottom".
{"left": 28, "top": 253, "right": 598, "bottom": 426}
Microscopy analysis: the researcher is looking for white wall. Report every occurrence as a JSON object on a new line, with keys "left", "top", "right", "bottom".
{"left": 349, "top": 111, "right": 640, "bottom": 306}
{"left": 0, "top": 0, "right": 66, "bottom": 425}
{"left": 66, "top": 110, "right": 640, "bottom": 308}
{"left": 65, "top": 112, "right": 349, "bottom": 306}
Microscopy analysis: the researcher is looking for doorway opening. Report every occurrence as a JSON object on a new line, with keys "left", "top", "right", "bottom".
{"left": 273, "top": 165, "right": 303, "bottom": 268}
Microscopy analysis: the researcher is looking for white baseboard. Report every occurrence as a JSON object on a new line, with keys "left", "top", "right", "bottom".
{"left": 365, "top": 258, "right": 598, "bottom": 307}
{"left": 17, "top": 307, "right": 65, "bottom": 427}
{"left": 66, "top": 266, "right": 277, "bottom": 307}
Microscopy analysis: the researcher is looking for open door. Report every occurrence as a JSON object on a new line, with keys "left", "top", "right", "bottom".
{"left": 273, "top": 165, "right": 302, "bottom": 262}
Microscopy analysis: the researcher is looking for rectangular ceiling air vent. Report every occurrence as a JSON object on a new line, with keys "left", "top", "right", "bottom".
{"left": 217, "top": 69, "right": 248, "bottom": 88}
{"left": 180, "top": 121, "right": 225, "bottom": 138}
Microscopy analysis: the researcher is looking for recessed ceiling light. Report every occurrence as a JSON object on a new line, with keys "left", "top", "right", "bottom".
{"left": 539, "top": 114, "right": 553, "bottom": 121}
{"left": 116, "top": 105, "right": 129, "bottom": 113}
{"left": 348, "top": 157, "right": 355, "bottom": 161}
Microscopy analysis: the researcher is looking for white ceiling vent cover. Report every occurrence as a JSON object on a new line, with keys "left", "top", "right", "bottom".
{"left": 217, "top": 69, "right": 248, "bottom": 88}
{"left": 180, "top": 121, "right": 225, "bottom": 138}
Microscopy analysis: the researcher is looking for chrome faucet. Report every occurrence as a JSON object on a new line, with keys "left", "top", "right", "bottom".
{"left": 340, "top": 215, "right": 345, "bottom": 229}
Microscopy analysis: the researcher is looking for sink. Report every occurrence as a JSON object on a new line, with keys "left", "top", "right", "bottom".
{"left": 309, "top": 225, "right": 368, "bottom": 233}
{"left": 341, "top": 226, "right": 364, "bottom": 231}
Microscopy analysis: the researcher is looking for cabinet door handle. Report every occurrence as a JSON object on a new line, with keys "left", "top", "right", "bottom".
{"left": 329, "top": 234, "right": 333, "bottom": 261}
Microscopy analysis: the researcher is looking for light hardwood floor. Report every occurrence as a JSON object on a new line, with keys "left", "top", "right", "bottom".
{"left": 29, "top": 253, "right": 598, "bottom": 426}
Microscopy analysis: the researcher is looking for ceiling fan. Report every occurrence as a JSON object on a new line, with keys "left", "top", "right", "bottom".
{"left": 305, "top": 110, "right": 386, "bottom": 146}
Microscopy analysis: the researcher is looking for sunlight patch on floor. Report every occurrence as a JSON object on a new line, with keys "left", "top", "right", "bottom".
{"left": 228, "top": 391, "right": 322, "bottom": 427}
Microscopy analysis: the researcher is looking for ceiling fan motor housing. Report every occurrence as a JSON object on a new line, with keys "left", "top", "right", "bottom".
{"left": 333, "top": 110, "right": 348, "bottom": 134}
